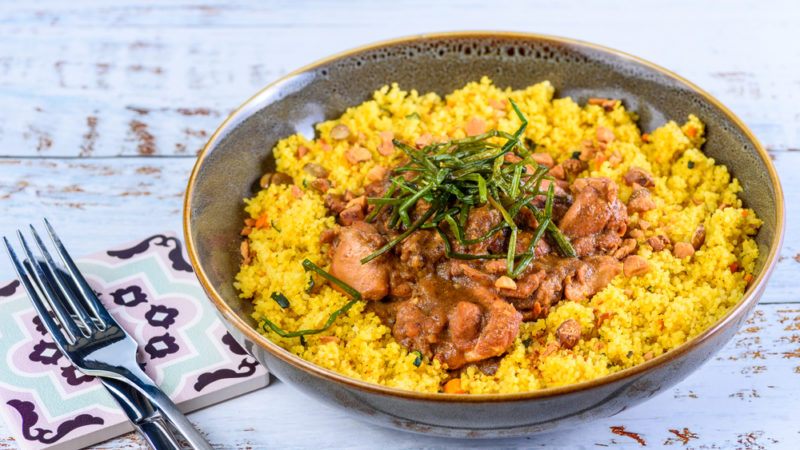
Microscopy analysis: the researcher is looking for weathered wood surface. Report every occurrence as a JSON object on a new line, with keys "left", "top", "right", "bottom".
{"left": 0, "top": 1, "right": 797, "bottom": 449}
{"left": 0, "top": 0, "right": 798, "bottom": 157}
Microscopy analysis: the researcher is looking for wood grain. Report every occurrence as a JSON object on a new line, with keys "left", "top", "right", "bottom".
{"left": 0, "top": 0, "right": 797, "bottom": 157}
{"left": 0, "top": 1, "right": 797, "bottom": 448}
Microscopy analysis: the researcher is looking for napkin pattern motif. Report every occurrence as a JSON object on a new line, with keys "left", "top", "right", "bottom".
{"left": 0, "top": 234, "right": 269, "bottom": 450}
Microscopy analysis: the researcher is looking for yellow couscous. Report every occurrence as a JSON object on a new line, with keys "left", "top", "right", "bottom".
{"left": 235, "top": 77, "right": 761, "bottom": 394}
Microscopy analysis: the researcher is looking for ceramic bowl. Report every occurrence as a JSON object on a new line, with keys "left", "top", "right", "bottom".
{"left": 183, "top": 32, "right": 784, "bottom": 438}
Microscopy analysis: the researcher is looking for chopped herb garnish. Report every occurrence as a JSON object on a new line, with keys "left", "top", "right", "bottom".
{"left": 360, "top": 99, "right": 574, "bottom": 277}
{"left": 260, "top": 298, "right": 356, "bottom": 338}
{"left": 522, "top": 338, "right": 533, "bottom": 347}
{"left": 259, "top": 260, "right": 362, "bottom": 339}
{"left": 302, "top": 259, "right": 362, "bottom": 300}
{"left": 299, "top": 335, "right": 307, "bottom": 346}
{"left": 412, "top": 350, "right": 423, "bottom": 367}
{"left": 406, "top": 112, "right": 420, "bottom": 120}
{"left": 270, "top": 292, "right": 290, "bottom": 309}
{"left": 305, "top": 276, "right": 315, "bottom": 293}
{"left": 646, "top": 286, "right": 655, "bottom": 292}
{"left": 271, "top": 220, "right": 282, "bottom": 232}
{"left": 571, "top": 151, "right": 581, "bottom": 160}
{"left": 687, "top": 160, "right": 695, "bottom": 169}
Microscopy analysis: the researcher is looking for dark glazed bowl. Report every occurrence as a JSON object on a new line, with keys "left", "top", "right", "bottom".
{"left": 184, "top": 32, "right": 784, "bottom": 438}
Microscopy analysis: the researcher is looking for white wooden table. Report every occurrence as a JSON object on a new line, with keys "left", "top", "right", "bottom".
{"left": 0, "top": 1, "right": 798, "bottom": 448}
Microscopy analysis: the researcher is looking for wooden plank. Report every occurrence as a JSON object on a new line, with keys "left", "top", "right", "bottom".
{"left": 0, "top": 0, "right": 797, "bottom": 157}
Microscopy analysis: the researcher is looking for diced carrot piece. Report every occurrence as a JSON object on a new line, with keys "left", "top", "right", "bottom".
{"left": 444, "top": 379, "right": 466, "bottom": 394}
{"left": 744, "top": 273, "right": 754, "bottom": 285}
{"left": 686, "top": 127, "right": 697, "bottom": 138}
{"left": 254, "top": 214, "right": 268, "bottom": 229}
{"left": 729, "top": 262, "right": 741, "bottom": 273}
{"left": 741, "top": 210, "right": 749, "bottom": 217}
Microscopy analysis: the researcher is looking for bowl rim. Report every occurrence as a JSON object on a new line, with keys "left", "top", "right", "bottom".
{"left": 183, "top": 31, "right": 785, "bottom": 403}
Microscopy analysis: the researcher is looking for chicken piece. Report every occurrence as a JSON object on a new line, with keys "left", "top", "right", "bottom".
{"left": 563, "top": 256, "right": 622, "bottom": 300}
{"left": 392, "top": 277, "right": 522, "bottom": 369}
{"left": 461, "top": 296, "right": 521, "bottom": 364}
{"left": 324, "top": 194, "right": 347, "bottom": 214}
{"left": 611, "top": 238, "right": 636, "bottom": 259}
{"left": 462, "top": 205, "right": 503, "bottom": 254}
{"left": 329, "top": 221, "right": 389, "bottom": 300}
{"left": 623, "top": 167, "right": 655, "bottom": 188}
{"left": 397, "top": 229, "right": 445, "bottom": 270}
{"left": 556, "top": 319, "right": 582, "bottom": 349}
{"left": 448, "top": 301, "right": 483, "bottom": 346}
{"left": 559, "top": 177, "right": 628, "bottom": 240}
{"left": 562, "top": 158, "right": 587, "bottom": 179}
{"left": 623, "top": 255, "right": 650, "bottom": 277}
{"left": 338, "top": 205, "right": 365, "bottom": 225}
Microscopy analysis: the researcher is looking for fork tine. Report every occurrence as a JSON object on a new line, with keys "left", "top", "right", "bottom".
{"left": 3, "top": 236, "right": 75, "bottom": 347}
{"left": 29, "top": 225, "right": 95, "bottom": 337}
{"left": 17, "top": 230, "right": 84, "bottom": 344}
{"left": 43, "top": 218, "right": 114, "bottom": 330}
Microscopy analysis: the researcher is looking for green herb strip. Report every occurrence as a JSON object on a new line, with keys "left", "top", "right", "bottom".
{"left": 270, "top": 292, "right": 290, "bottom": 309}
{"left": 360, "top": 99, "right": 575, "bottom": 277}
{"left": 305, "top": 276, "right": 315, "bottom": 294}
{"left": 412, "top": 351, "right": 423, "bottom": 367}
{"left": 259, "top": 260, "right": 362, "bottom": 339}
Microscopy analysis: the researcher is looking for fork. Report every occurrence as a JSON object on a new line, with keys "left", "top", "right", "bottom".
{"left": 47, "top": 262, "right": 182, "bottom": 449}
{"left": 3, "top": 220, "right": 211, "bottom": 450}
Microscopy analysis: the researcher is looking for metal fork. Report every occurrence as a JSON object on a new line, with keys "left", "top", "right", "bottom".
{"left": 3, "top": 220, "right": 211, "bottom": 450}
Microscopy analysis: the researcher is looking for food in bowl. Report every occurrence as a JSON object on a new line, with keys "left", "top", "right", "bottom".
{"left": 234, "top": 77, "right": 761, "bottom": 394}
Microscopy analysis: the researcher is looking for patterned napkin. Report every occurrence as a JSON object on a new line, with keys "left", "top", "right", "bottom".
{"left": 0, "top": 233, "right": 269, "bottom": 450}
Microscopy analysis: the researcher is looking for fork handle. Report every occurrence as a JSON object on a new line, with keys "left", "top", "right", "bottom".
{"left": 115, "top": 366, "right": 212, "bottom": 450}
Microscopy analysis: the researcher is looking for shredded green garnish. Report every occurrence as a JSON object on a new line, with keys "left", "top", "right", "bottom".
{"left": 259, "top": 259, "right": 362, "bottom": 339}
{"left": 271, "top": 220, "right": 282, "bottom": 232}
{"left": 270, "top": 292, "right": 290, "bottom": 309}
{"left": 305, "top": 276, "right": 315, "bottom": 293}
{"left": 360, "top": 99, "right": 575, "bottom": 277}
{"left": 406, "top": 112, "right": 421, "bottom": 120}
{"left": 301, "top": 259, "right": 362, "bottom": 299}
{"left": 412, "top": 350, "right": 423, "bottom": 367}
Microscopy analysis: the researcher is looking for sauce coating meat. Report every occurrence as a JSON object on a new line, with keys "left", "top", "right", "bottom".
{"left": 327, "top": 174, "right": 634, "bottom": 369}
